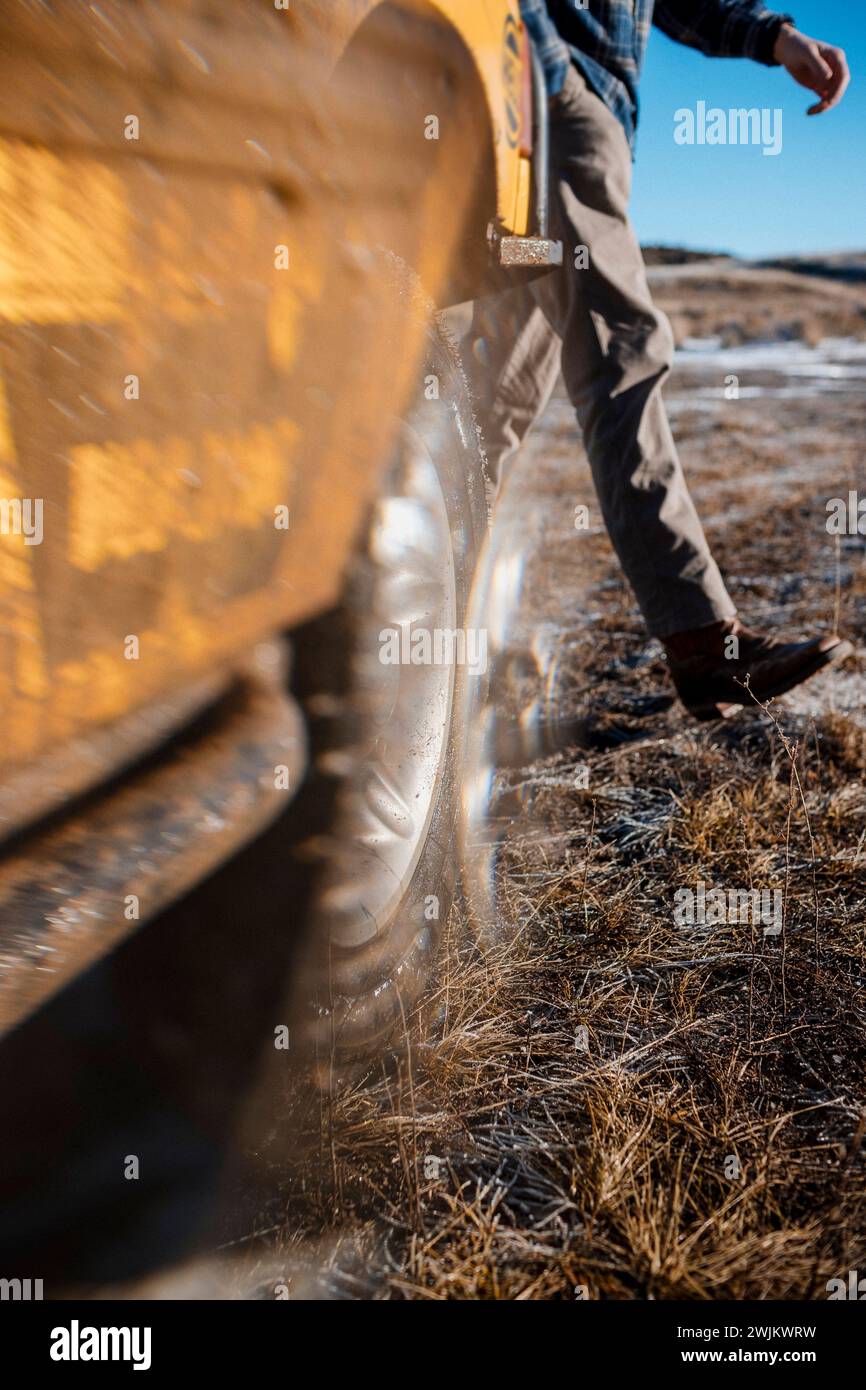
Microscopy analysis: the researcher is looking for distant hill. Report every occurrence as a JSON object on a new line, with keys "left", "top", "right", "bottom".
{"left": 755, "top": 253, "right": 866, "bottom": 286}
{"left": 639, "top": 247, "right": 866, "bottom": 346}
{"left": 641, "top": 245, "right": 731, "bottom": 267}
{"left": 642, "top": 245, "right": 866, "bottom": 286}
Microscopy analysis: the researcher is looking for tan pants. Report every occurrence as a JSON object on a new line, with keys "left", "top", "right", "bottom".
{"left": 465, "top": 64, "right": 735, "bottom": 638}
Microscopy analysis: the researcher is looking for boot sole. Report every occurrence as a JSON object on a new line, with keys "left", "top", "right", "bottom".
{"left": 684, "top": 639, "right": 855, "bottom": 722}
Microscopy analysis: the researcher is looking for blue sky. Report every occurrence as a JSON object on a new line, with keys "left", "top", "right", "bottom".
{"left": 631, "top": 1, "right": 865, "bottom": 256}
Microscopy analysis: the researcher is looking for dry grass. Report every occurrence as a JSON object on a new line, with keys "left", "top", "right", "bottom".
{"left": 649, "top": 261, "right": 866, "bottom": 347}
{"left": 250, "top": 285, "right": 866, "bottom": 1302}
{"left": 262, "top": 688, "right": 866, "bottom": 1299}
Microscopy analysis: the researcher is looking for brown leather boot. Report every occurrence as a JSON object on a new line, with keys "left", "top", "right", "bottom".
{"left": 663, "top": 617, "right": 854, "bottom": 721}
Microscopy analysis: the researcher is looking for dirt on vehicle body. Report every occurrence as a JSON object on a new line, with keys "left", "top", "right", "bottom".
{"left": 0, "top": 0, "right": 543, "bottom": 1037}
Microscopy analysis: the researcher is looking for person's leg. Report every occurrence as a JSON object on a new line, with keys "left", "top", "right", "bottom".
{"left": 462, "top": 284, "right": 561, "bottom": 493}
{"left": 464, "top": 65, "right": 851, "bottom": 718}
{"left": 533, "top": 65, "right": 735, "bottom": 639}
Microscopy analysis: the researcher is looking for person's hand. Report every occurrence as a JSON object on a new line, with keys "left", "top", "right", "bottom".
{"left": 774, "top": 24, "right": 850, "bottom": 115}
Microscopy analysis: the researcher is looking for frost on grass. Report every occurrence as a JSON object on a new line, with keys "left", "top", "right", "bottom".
{"left": 264, "top": 270, "right": 866, "bottom": 1301}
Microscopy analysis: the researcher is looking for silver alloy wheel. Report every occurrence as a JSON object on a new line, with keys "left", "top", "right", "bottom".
{"left": 292, "top": 261, "right": 490, "bottom": 1058}
{"left": 314, "top": 419, "right": 458, "bottom": 950}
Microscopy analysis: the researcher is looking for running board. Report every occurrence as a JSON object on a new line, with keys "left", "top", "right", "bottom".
{"left": 0, "top": 647, "right": 306, "bottom": 1038}
{"left": 498, "top": 235, "right": 563, "bottom": 268}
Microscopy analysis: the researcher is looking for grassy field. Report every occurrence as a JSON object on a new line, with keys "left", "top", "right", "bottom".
{"left": 239, "top": 261, "right": 866, "bottom": 1301}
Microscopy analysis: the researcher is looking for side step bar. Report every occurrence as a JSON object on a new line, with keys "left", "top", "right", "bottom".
{"left": 0, "top": 645, "right": 306, "bottom": 1038}
{"left": 496, "top": 37, "right": 563, "bottom": 269}
{"left": 499, "top": 235, "right": 563, "bottom": 268}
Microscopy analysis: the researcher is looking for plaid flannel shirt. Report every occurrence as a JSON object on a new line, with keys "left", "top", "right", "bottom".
{"left": 519, "top": 1, "right": 795, "bottom": 148}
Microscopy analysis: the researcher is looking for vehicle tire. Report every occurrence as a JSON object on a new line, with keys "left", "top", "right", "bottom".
{"left": 290, "top": 264, "right": 489, "bottom": 1063}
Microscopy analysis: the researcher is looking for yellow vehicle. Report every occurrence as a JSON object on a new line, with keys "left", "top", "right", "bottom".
{"left": 0, "top": 0, "right": 559, "bottom": 1054}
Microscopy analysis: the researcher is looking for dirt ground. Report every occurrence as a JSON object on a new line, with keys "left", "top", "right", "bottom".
{"left": 240, "top": 260, "right": 866, "bottom": 1300}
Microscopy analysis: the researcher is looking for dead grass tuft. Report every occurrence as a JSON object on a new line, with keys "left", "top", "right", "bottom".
{"left": 258, "top": 311, "right": 866, "bottom": 1300}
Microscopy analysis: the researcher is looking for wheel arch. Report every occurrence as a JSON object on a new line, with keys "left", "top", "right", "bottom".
{"left": 332, "top": 0, "right": 503, "bottom": 306}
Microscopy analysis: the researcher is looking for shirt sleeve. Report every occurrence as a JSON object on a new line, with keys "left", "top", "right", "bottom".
{"left": 652, "top": 2, "right": 795, "bottom": 66}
